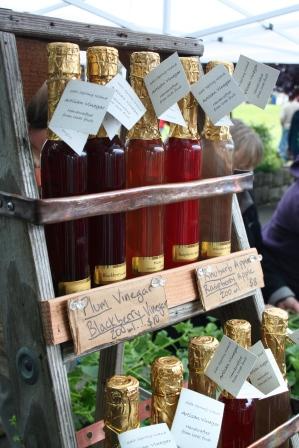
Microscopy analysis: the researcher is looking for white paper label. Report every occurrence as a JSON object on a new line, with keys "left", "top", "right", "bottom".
{"left": 215, "top": 115, "right": 234, "bottom": 126}
{"left": 171, "top": 388, "right": 224, "bottom": 448}
{"left": 119, "top": 423, "right": 177, "bottom": 448}
{"left": 107, "top": 74, "right": 146, "bottom": 130}
{"left": 49, "top": 79, "right": 114, "bottom": 135}
{"left": 249, "top": 341, "right": 280, "bottom": 394}
{"left": 159, "top": 102, "right": 186, "bottom": 126}
{"left": 261, "top": 349, "right": 288, "bottom": 399}
{"left": 102, "top": 112, "right": 121, "bottom": 140}
{"left": 237, "top": 381, "right": 265, "bottom": 399}
{"left": 288, "top": 328, "right": 299, "bottom": 345}
{"left": 191, "top": 64, "right": 245, "bottom": 125}
{"left": 205, "top": 335, "right": 257, "bottom": 397}
{"left": 50, "top": 125, "right": 88, "bottom": 156}
{"left": 144, "top": 52, "right": 190, "bottom": 117}
{"left": 233, "top": 55, "right": 280, "bottom": 109}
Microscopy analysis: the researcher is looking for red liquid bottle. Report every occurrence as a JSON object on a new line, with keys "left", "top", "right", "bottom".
{"left": 85, "top": 46, "right": 126, "bottom": 286}
{"left": 164, "top": 57, "right": 201, "bottom": 269}
{"left": 126, "top": 52, "right": 164, "bottom": 278}
{"left": 200, "top": 61, "right": 234, "bottom": 259}
{"left": 41, "top": 43, "right": 90, "bottom": 295}
{"left": 220, "top": 319, "right": 256, "bottom": 448}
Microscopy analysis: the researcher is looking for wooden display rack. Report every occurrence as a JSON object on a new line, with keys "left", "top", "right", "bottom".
{"left": 0, "top": 8, "right": 298, "bottom": 448}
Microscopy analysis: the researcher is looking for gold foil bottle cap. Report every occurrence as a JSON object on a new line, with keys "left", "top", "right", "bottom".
{"left": 87, "top": 46, "right": 118, "bottom": 84}
{"left": 151, "top": 356, "right": 183, "bottom": 396}
{"left": 130, "top": 51, "right": 160, "bottom": 78}
{"left": 206, "top": 60, "right": 234, "bottom": 75}
{"left": 262, "top": 307, "right": 288, "bottom": 334}
{"left": 224, "top": 319, "right": 251, "bottom": 349}
{"left": 180, "top": 57, "right": 200, "bottom": 84}
{"left": 47, "top": 42, "right": 81, "bottom": 77}
{"left": 189, "top": 336, "right": 219, "bottom": 371}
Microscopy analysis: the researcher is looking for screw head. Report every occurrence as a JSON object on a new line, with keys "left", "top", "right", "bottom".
{"left": 7, "top": 201, "right": 14, "bottom": 212}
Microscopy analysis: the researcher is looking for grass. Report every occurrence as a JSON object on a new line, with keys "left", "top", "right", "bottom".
{"left": 232, "top": 104, "right": 281, "bottom": 150}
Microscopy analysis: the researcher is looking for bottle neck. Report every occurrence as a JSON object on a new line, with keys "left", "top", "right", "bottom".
{"left": 202, "top": 116, "right": 232, "bottom": 141}
{"left": 169, "top": 92, "right": 199, "bottom": 139}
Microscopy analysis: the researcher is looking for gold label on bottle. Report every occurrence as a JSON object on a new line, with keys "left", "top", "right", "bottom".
{"left": 201, "top": 241, "right": 231, "bottom": 258}
{"left": 132, "top": 255, "right": 164, "bottom": 274}
{"left": 172, "top": 243, "right": 199, "bottom": 262}
{"left": 58, "top": 276, "right": 91, "bottom": 295}
{"left": 94, "top": 263, "right": 126, "bottom": 285}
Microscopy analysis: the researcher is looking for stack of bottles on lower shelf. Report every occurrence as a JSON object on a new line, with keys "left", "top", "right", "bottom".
{"left": 41, "top": 41, "right": 235, "bottom": 297}
{"left": 103, "top": 309, "right": 291, "bottom": 448}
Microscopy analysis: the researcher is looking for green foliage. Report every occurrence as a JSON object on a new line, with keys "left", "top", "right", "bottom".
{"left": 68, "top": 318, "right": 222, "bottom": 429}
{"left": 251, "top": 123, "right": 283, "bottom": 172}
{"left": 287, "top": 314, "right": 299, "bottom": 399}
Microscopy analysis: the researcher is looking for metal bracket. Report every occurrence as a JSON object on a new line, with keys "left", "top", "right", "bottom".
{"left": 0, "top": 191, "right": 37, "bottom": 224}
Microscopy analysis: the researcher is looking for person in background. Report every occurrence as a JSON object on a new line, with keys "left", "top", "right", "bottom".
{"left": 288, "top": 109, "right": 299, "bottom": 159}
{"left": 262, "top": 120, "right": 299, "bottom": 312}
{"left": 278, "top": 89, "right": 299, "bottom": 162}
{"left": 231, "top": 119, "right": 299, "bottom": 313}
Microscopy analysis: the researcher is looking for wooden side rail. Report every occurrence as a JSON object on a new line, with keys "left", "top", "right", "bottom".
{"left": 247, "top": 414, "right": 299, "bottom": 448}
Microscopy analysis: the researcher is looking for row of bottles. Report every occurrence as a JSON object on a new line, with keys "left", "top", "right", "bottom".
{"left": 42, "top": 42, "right": 234, "bottom": 296}
{"left": 103, "top": 308, "right": 290, "bottom": 448}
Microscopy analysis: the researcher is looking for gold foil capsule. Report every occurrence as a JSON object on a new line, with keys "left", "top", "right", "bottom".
{"left": 261, "top": 307, "right": 288, "bottom": 379}
{"left": 104, "top": 375, "right": 139, "bottom": 448}
{"left": 151, "top": 356, "right": 183, "bottom": 428}
{"left": 188, "top": 336, "right": 219, "bottom": 397}
{"left": 224, "top": 319, "right": 251, "bottom": 349}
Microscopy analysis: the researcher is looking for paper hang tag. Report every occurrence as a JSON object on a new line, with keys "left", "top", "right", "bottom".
{"left": 159, "top": 102, "right": 186, "bottom": 127}
{"left": 249, "top": 341, "right": 280, "bottom": 395}
{"left": 215, "top": 115, "right": 234, "bottom": 126}
{"left": 107, "top": 73, "right": 146, "bottom": 130}
{"left": 233, "top": 55, "right": 280, "bottom": 109}
{"left": 119, "top": 423, "right": 177, "bottom": 448}
{"left": 102, "top": 112, "right": 121, "bottom": 140}
{"left": 236, "top": 381, "right": 265, "bottom": 399}
{"left": 49, "top": 79, "right": 114, "bottom": 135}
{"left": 191, "top": 64, "right": 245, "bottom": 125}
{"left": 204, "top": 335, "right": 258, "bottom": 397}
{"left": 144, "top": 52, "right": 190, "bottom": 118}
{"left": 288, "top": 328, "right": 299, "bottom": 345}
{"left": 50, "top": 126, "right": 89, "bottom": 156}
{"left": 171, "top": 388, "right": 224, "bottom": 448}
{"left": 260, "top": 349, "right": 288, "bottom": 399}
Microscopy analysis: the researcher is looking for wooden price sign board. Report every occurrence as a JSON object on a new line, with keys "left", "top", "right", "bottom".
{"left": 196, "top": 248, "right": 264, "bottom": 311}
{"left": 67, "top": 276, "right": 168, "bottom": 354}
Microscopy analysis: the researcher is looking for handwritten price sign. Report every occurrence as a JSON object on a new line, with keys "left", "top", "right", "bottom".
{"left": 196, "top": 248, "right": 264, "bottom": 310}
{"left": 68, "top": 277, "right": 168, "bottom": 354}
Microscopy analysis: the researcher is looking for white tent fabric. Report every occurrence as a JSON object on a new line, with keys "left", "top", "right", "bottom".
{"left": 1, "top": 0, "right": 299, "bottom": 63}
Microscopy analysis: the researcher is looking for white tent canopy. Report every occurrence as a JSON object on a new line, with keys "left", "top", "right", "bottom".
{"left": 1, "top": 0, "right": 299, "bottom": 63}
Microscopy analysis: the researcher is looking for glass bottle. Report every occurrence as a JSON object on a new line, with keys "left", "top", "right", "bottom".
{"left": 200, "top": 61, "right": 234, "bottom": 259}
{"left": 256, "top": 308, "right": 290, "bottom": 448}
{"left": 126, "top": 51, "right": 165, "bottom": 278}
{"left": 104, "top": 375, "right": 139, "bottom": 448}
{"left": 164, "top": 57, "right": 202, "bottom": 269}
{"left": 41, "top": 42, "right": 90, "bottom": 295}
{"left": 151, "top": 356, "right": 183, "bottom": 428}
{"left": 220, "top": 319, "right": 256, "bottom": 448}
{"left": 85, "top": 46, "right": 126, "bottom": 286}
{"left": 188, "top": 336, "right": 219, "bottom": 398}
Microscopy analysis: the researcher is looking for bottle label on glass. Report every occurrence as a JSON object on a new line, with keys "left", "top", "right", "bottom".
{"left": 94, "top": 262, "right": 126, "bottom": 285}
{"left": 58, "top": 276, "right": 91, "bottom": 295}
{"left": 201, "top": 241, "right": 231, "bottom": 258}
{"left": 132, "top": 255, "right": 164, "bottom": 274}
{"left": 172, "top": 243, "right": 199, "bottom": 262}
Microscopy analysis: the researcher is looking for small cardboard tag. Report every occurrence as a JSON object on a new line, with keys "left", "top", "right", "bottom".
{"left": 196, "top": 248, "right": 264, "bottom": 311}
{"left": 159, "top": 102, "right": 186, "bottom": 126}
{"left": 233, "top": 55, "right": 280, "bottom": 109}
{"left": 191, "top": 64, "right": 245, "bottom": 124}
{"left": 119, "top": 423, "right": 177, "bottom": 448}
{"left": 249, "top": 341, "right": 280, "bottom": 394}
{"left": 107, "top": 74, "right": 146, "bottom": 130}
{"left": 67, "top": 276, "right": 169, "bottom": 354}
{"left": 171, "top": 388, "right": 224, "bottom": 448}
{"left": 49, "top": 126, "right": 88, "bottom": 155}
{"left": 102, "top": 112, "right": 121, "bottom": 140}
{"left": 144, "top": 52, "right": 190, "bottom": 117}
{"left": 205, "top": 335, "right": 258, "bottom": 397}
{"left": 260, "top": 349, "right": 288, "bottom": 398}
{"left": 288, "top": 329, "right": 299, "bottom": 345}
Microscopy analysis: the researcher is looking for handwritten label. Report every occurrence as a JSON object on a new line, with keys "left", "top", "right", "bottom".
{"left": 205, "top": 335, "right": 257, "bottom": 397}
{"left": 67, "top": 277, "right": 169, "bottom": 354}
{"left": 171, "top": 388, "right": 224, "bottom": 448}
{"left": 196, "top": 248, "right": 264, "bottom": 311}
{"left": 233, "top": 55, "right": 280, "bottom": 109}
{"left": 49, "top": 79, "right": 113, "bottom": 135}
{"left": 144, "top": 52, "right": 190, "bottom": 117}
{"left": 249, "top": 341, "right": 280, "bottom": 394}
{"left": 107, "top": 74, "right": 146, "bottom": 130}
{"left": 119, "top": 423, "right": 177, "bottom": 448}
{"left": 159, "top": 102, "right": 186, "bottom": 126}
{"left": 191, "top": 64, "right": 245, "bottom": 124}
